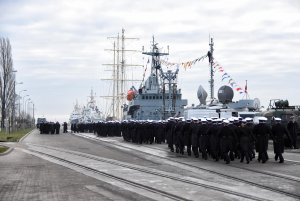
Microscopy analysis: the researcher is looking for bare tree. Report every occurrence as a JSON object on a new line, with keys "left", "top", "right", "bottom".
{"left": 0, "top": 38, "right": 15, "bottom": 129}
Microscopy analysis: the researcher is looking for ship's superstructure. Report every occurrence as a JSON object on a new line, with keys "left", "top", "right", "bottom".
{"left": 123, "top": 37, "right": 187, "bottom": 120}
{"left": 69, "top": 100, "right": 82, "bottom": 124}
{"left": 69, "top": 89, "right": 104, "bottom": 124}
{"left": 184, "top": 37, "right": 262, "bottom": 119}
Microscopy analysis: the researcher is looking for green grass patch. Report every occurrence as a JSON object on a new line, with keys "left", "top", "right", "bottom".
{"left": 0, "top": 146, "right": 9, "bottom": 153}
{"left": 0, "top": 128, "right": 34, "bottom": 142}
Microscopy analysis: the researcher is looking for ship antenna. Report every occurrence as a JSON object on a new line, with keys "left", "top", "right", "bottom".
{"left": 208, "top": 36, "right": 214, "bottom": 101}
{"left": 243, "top": 80, "right": 250, "bottom": 99}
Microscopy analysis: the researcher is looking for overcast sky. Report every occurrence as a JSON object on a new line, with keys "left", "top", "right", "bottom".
{"left": 1, "top": 0, "right": 300, "bottom": 122}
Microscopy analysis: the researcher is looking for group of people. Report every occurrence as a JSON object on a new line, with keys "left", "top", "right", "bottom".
{"left": 39, "top": 122, "right": 68, "bottom": 134}
{"left": 70, "top": 122, "right": 122, "bottom": 137}
{"left": 69, "top": 115, "right": 298, "bottom": 164}
{"left": 39, "top": 122, "right": 61, "bottom": 134}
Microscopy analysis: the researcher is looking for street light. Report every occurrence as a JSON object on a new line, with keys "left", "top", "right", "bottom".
{"left": 24, "top": 98, "right": 31, "bottom": 117}
{"left": 28, "top": 101, "right": 34, "bottom": 127}
{"left": 18, "top": 90, "right": 27, "bottom": 119}
{"left": 22, "top": 95, "right": 29, "bottom": 120}
{"left": 18, "top": 90, "right": 27, "bottom": 125}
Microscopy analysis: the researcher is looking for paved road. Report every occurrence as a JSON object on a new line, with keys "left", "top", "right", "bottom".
{"left": 0, "top": 131, "right": 156, "bottom": 201}
{"left": 1, "top": 129, "right": 300, "bottom": 201}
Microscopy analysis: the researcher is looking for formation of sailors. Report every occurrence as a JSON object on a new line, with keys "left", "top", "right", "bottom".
{"left": 68, "top": 115, "right": 298, "bottom": 164}
{"left": 70, "top": 122, "right": 122, "bottom": 137}
{"left": 39, "top": 122, "right": 68, "bottom": 134}
{"left": 39, "top": 122, "right": 61, "bottom": 134}
{"left": 120, "top": 116, "right": 296, "bottom": 164}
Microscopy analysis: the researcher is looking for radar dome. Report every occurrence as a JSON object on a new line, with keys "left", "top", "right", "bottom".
{"left": 197, "top": 85, "right": 208, "bottom": 105}
{"left": 218, "top": 85, "right": 234, "bottom": 104}
{"left": 253, "top": 98, "right": 261, "bottom": 110}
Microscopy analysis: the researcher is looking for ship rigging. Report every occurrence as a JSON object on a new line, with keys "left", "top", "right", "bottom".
{"left": 123, "top": 37, "right": 187, "bottom": 120}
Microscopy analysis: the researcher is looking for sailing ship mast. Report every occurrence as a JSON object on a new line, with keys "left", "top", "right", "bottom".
{"left": 101, "top": 29, "right": 141, "bottom": 120}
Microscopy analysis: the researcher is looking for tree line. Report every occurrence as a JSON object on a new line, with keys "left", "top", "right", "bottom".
{"left": 0, "top": 37, "right": 17, "bottom": 131}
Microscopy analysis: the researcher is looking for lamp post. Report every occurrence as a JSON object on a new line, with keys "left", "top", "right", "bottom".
{"left": 28, "top": 101, "right": 34, "bottom": 127}
{"left": 13, "top": 82, "right": 23, "bottom": 131}
{"left": 18, "top": 89, "right": 27, "bottom": 122}
{"left": 24, "top": 98, "right": 31, "bottom": 118}
{"left": 9, "top": 70, "right": 18, "bottom": 132}
{"left": 32, "top": 102, "right": 35, "bottom": 126}
{"left": 22, "top": 95, "right": 29, "bottom": 123}
{"left": 24, "top": 98, "right": 31, "bottom": 127}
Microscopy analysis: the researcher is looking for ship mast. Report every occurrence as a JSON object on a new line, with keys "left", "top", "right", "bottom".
{"left": 88, "top": 89, "right": 96, "bottom": 109}
{"left": 143, "top": 37, "right": 181, "bottom": 119}
{"left": 208, "top": 37, "right": 214, "bottom": 101}
{"left": 102, "top": 29, "right": 141, "bottom": 120}
{"left": 142, "top": 36, "right": 169, "bottom": 91}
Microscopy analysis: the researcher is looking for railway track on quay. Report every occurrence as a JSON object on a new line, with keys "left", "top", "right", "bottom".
{"left": 141, "top": 143, "right": 300, "bottom": 181}
{"left": 24, "top": 143, "right": 284, "bottom": 201}
{"left": 69, "top": 133, "right": 300, "bottom": 200}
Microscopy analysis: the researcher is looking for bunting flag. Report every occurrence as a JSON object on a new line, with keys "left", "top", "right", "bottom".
{"left": 160, "top": 55, "right": 245, "bottom": 95}
{"left": 213, "top": 60, "right": 245, "bottom": 95}
{"left": 222, "top": 73, "right": 228, "bottom": 77}
{"left": 161, "top": 54, "right": 207, "bottom": 70}
{"left": 222, "top": 76, "right": 230, "bottom": 81}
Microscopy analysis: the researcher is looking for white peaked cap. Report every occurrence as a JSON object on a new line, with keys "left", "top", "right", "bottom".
{"left": 228, "top": 117, "right": 234, "bottom": 122}
{"left": 258, "top": 117, "right": 268, "bottom": 121}
{"left": 245, "top": 117, "right": 253, "bottom": 122}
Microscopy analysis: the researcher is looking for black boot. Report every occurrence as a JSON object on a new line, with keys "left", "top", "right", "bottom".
{"left": 279, "top": 154, "right": 284, "bottom": 163}
{"left": 176, "top": 147, "right": 179, "bottom": 153}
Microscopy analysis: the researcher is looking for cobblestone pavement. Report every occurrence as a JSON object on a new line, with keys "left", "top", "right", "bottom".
{"left": 0, "top": 135, "right": 154, "bottom": 201}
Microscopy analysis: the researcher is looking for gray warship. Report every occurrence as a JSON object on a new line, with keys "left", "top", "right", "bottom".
{"left": 184, "top": 37, "right": 262, "bottom": 119}
{"left": 123, "top": 37, "right": 187, "bottom": 120}
{"left": 69, "top": 89, "right": 104, "bottom": 124}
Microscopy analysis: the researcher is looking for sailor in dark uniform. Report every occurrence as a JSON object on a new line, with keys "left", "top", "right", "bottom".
{"left": 228, "top": 118, "right": 238, "bottom": 161}
{"left": 63, "top": 122, "right": 68, "bottom": 133}
{"left": 156, "top": 120, "right": 165, "bottom": 144}
{"left": 50, "top": 122, "right": 55, "bottom": 134}
{"left": 239, "top": 119, "right": 255, "bottom": 164}
{"left": 190, "top": 118, "right": 200, "bottom": 158}
{"left": 166, "top": 118, "right": 176, "bottom": 152}
{"left": 244, "top": 118, "right": 255, "bottom": 160}
{"left": 199, "top": 118, "right": 210, "bottom": 160}
{"left": 219, "top": 120, "right": 234, "bottom": 164}
{"left": 253, "top": 117, "right": 271, "bottom": 163}
{"left": 172, "top": 118, "right": 179, "bottom": 153}
{"left": 175, "top": 118, "right": 185, "bottom": 154}
{"left": 271, "top": 118, "right": 290, "bottom": 163}
{"left": 287, "top": 116, "right": 299, "bottom": 149}
{"left": 208, "top": 119, "right": 220, "bottom": 161}
{"left": 183, "top": 119, "right": 192, "bottom": 156}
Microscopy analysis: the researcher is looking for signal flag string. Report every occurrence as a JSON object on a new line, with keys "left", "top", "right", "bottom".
{"left": 213, "top": 61, "right": 245, "bottom": 94}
